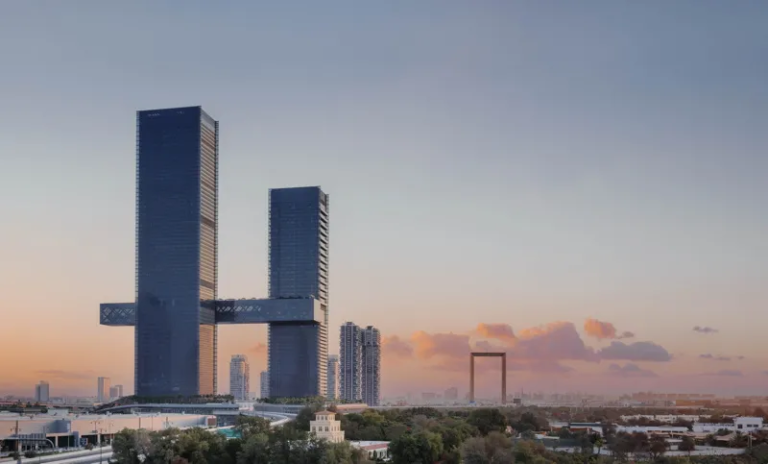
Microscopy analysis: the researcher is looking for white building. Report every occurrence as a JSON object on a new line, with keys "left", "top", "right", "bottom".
{"left": 310, "top": 411, "right": 344, "bottom": 443}
{"left": 109, "top": 385, "right": 124, "bottom": 400}
{"left": 361, "top": 326, "right": 381, "bottom": 406}
{"left": 351, "top": 441, "right": 390, "bottom": 461}
{"left": 617, "top": 425, "right": 689, "bottom": 435}
{"left": 693, "top": 417, "right": 764, "bottom": 434}
{"left": 97, "top": 377, "right": 110, "bottom": 403}
{"left": 0, "top": 413, "right": 216, "bottom": 448}
{"left": 229, "top": 355, "right": 250, "bottom": 401}
{"left": 620, "top": 414, "right": 702, "bottom": 423}
{"left": 260, "top": 370, "right": 269, "bottom": 399}
{"left": 327, "top": 355, "right": 340, "bottom": 401}
{"left": 35, "top": 381, "right": 50, "bottom": 403}
{"left": 340, "top": 322, "right": 362, "bottom": 402}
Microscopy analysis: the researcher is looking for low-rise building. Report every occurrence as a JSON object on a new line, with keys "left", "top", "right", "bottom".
{"left": 351, "top": 441, "right": 390, "bottom": 461}
{"left": 310, "top": 411, "right": 344, "bottom": 444}
{"left": 0, "top": 412, "right": 216, "bottom": 450}
{"left": 693, "top": 417, "right": 764, "bottom": 434}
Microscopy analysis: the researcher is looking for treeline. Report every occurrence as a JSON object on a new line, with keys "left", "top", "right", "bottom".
{"left": 96, "top": 394, "right": 235, "bottom": 410}
{"left": 111, "top": 415, "right": 373, "bottom": 464}
{"left": 257, "top": 396, "right": 361, "bottom": 405}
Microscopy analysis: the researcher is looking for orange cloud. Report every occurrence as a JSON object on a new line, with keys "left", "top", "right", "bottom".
{"left": 249, "top": 342, "right": 267, "bottom": 355}
{"left": 411, "top": 331, "right": 470, "bottom": 359}
{"left": 584, "top": 318, "right": 634, "bottom": 340}
{"left": 514, "top": 322, "right": 597, "bottom": 361}
{"left": 382, "top": 335, "right": 413, "bottom": 359}
{"left": 475, "top": 323, "right": 516, "bottom": 345}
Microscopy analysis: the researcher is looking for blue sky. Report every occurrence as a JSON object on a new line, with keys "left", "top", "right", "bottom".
{"left": 0, "top": 1, "right": 766, "bottom": 395}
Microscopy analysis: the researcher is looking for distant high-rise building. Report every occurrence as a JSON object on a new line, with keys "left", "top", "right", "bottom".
{"left": 229, "top": 355, "right": 250, "bottom": 401}
{"left": 444, "top": 387, "right": 458, "bottom": 401}
{"left": 97, "top": 377, "right": 111, "bottom": 403}
{"left": 260, "top": 371, "right": 270, "bottom": 399}
{"left": 35, "top": 381, "right": 50, "bottom": 403}
{"left": 267, "top": 187, "right": 330, "bottom": 398}
{"left": 340, "top": 322, "right": 362, "bottom": 402}
{"left": 327, "top": 355, "right": 340, "bottom": 400}
{"left": 361, "top": 326, "right": 381, "bottom": 406}
{"left": 109, "top": 385, "right": 124, "bottom": 400}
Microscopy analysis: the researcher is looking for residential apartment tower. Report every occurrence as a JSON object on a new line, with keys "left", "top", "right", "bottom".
{"left": 229, "top": 355, "right": 250, "bottom": 401}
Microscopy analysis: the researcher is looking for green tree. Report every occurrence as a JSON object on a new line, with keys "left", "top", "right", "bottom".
{"left": 235, "top": 415, "right": 272, "bottom": 440}
{"left": 237, "top": 433, "right": 270, "bottom": 464}
{"left": 389, "top": 431, "right": 444, "bottom": 464}
{"left": 461, "top": 431, "right": 514, "bottom": 464}
{"left": 293, "top": 405, "right": 323, "bottom": 431}
{"left": 648, "top": 434, "right": 668, "bottom": 461}
{"left": 112, "top": 429, "right": 151, "bottom": 464}
{"left": 679, "top": 435, "right": 696, "bottom": 455}
{"left": 512, "top": 440, "right": 548, "bottom": 464}
{"left": 383, "top": 423, "right": 408, "bottom": 441}
{"left": 592, "top": 436, "right": 604, "bottom": 456}
{"left": 608, "top": 432, "right": 634, "bottom": 462}
{"left": 467, "top": 409, "right": 507, "bottom": 436}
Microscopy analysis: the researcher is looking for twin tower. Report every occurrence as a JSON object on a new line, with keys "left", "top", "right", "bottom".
{"left": 99, "top": 106, "right": 329, "bottom": 398}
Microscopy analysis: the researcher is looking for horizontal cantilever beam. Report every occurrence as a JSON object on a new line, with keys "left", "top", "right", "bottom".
{"left": 100, "top": 302, "right": 136, "bottom": 326}
{"left": 100, "top": 298, "right": 323, "bottom": 326}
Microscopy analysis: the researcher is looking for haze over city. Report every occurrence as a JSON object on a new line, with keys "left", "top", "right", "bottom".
{"left": 1, "top": 1, "right": 766, "bottom": 399}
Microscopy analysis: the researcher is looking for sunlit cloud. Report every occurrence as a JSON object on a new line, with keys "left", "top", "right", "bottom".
{"left": 597, "top": 341, "right": 672, "bottom": 362}
{"left": 606, "top": 363, "right": 657, "bottom": 378}
{"left": 382, "top": 335, "right": 413, "bottom": 358}
{"left": 693, "top": 326, "right": 718, "bottom": 334}
{"left": 411, "top": 331, "right": 470, "bottom": 359}
{"left": 583, "top": 318, "right": 634, "bottom": 340}
{"left": 475, "top": 323, "right": 516, "bottom": 345}
{"left": 249, "top": 342, "right": 267, "bottom": 355}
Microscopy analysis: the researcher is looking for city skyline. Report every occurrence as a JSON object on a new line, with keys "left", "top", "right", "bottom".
{"left": 1, "top": 1, "right": 766, "bottom": 398}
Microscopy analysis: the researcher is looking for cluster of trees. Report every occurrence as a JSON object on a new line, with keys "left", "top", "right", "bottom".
{"left": 258, "top": 397, "right": 363, "bottom": 405}
{"left": 97, "top": 394, "right": 235, "bottom": 410}
{"left": 298, "top": 406, "right": 548, "bottom": 463}
{"left": 0, "top": 401, "right": 47, "bottom": 413}
{"left": 111, "top": 415, "right": 373, "bottom": 464}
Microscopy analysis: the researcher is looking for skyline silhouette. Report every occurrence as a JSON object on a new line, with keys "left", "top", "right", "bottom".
{"left": 0, "top": 1, "right": 766, "bottom": 397}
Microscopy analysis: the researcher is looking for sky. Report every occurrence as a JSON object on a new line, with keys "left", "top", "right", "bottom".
{"left": 0, "top": 1, "right": 767, "bottom": 399}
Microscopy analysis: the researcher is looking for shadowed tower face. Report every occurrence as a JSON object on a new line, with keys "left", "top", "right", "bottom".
{"left": 135, "top": 106, "right": 218, "bottom": 396}
{"left": 268, "top": 187, "right": 329, "bottom": 398}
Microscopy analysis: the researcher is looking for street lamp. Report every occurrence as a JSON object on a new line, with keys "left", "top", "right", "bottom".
{"left": 90, "top": 419, "right": 103, "bottom": 464}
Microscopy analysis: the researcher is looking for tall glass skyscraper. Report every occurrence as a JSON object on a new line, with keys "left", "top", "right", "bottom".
{"left": 135, "top": 106, "right": 218, "bottom": 396}
{"left": 340, "top": 322, "right": 362, "bottom": 402}
{"left": 361, "top": 326, "right": 381, "bottom": 406}
{"left": 267, "top": 187, "right": 329, "bottom": 398}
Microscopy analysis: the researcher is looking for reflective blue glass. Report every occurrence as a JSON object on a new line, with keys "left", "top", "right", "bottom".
{"left": 267, "top": 187, "right": 329, "bottom": 398}
{"left": 135, "top": 106, "right": 218, "bottom": 396}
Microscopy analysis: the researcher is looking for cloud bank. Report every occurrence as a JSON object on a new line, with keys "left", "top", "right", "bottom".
{"left": 607, "top": 363, "right": 658, "bottom": 378}
{"left": 583, "top": 318, "right": 634, "bottom": 340}
{"left": 384, "top": 320, "right": 673, "bottom": 374}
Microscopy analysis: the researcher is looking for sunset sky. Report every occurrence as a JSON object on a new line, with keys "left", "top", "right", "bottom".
{"left": 0, "top": 1, "right": 766, "bottom": 398}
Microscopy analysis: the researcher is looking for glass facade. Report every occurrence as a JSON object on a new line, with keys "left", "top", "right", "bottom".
{"left": 267, "top": 187, "right": 329, "bottom": 398}
{"left": 135, "top": 106, "right": 218, "bottom": 396}
{"left": 340, "top": 322, "right": 362, "bottom": 402}
{"left": 361, "top": 326, "right": 381, "bottom": 406}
